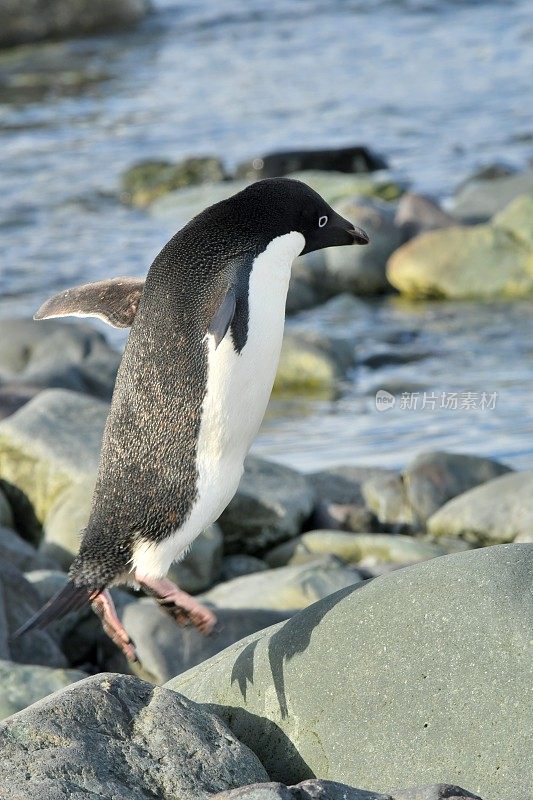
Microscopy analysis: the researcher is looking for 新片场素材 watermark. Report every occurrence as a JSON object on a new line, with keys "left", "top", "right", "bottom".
{"left": 375, "top": 389, "right": 498, "bottom": 412}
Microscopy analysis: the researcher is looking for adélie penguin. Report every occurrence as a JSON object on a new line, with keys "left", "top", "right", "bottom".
{"left": 17, "top": 178, "right": 369, "bottom": 662}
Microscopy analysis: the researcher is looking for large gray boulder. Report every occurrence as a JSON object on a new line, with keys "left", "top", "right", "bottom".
{"left": 0, "top": 673, "right": 268, "bottom": 799}
{"left": 0, "top": 0, "right": 150, "bottom": 48}
{"left": 403, "top": 451, "right": 512, "bottom": 524}
{"left": 218, "top": 457, "right": 314, "bottom": 554}
{"left": 0, "top": 319, "right": 119, "bottom": 400}
{"left": 427, "top": 470, "right": 533, "bottom": 544}
{"left": 0, "top": 659, "right": 86, "bottom": 720}
{"left": 167, "top": 545, "right": 532, "bottom": 800}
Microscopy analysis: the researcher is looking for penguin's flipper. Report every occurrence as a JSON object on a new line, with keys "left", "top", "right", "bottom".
{"left": 34, "top": 277, "right": 145, "bottom": 329}
{"left": 208, "top": 288, "right": 236, "bottom": 348}
{"left": 13, "top": 580, "right": 95, "bottom": 637}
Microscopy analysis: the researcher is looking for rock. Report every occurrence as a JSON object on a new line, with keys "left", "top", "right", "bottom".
{"left": 323, "top": 197, "right": 403, "bottom": 295}
{"left": 0, "top": 526, "right": 58, "bottom": 572}
{"left": 0, "top": 659, "right": 86, "bottom": 720}
{"left": 265, "top": 531, "right": 447, "bottom": 569}
{"left": 0, "top": 487, "right": 13, "bottom": 528}
{"left": 288, "top": 170, "right": 405, "bottom": 205}
{"left": 307, "top": 465, "right": 393, "bottom": 506}
{"left": 0, "top": 0, "right": 151, "bottom": 48}
{"left": 387, "top": 196, "right": 533, "bottom": 299}
{"left": 0, "top": 319, "right": 120, "bottom": 400}
{"left": 218, "top": 457, "right": 314, "bottom": 554}
{"left": 403, "top": 451, "right": 512, "bottom": 524}
{"left": 0, "top": 384, "right": 41, "bottom": 420}
{"left": 361, "top": 472, "right": 415, "bottom": 531}
{"left": 150, "top": 179, "right": 250, "bottom": 222}
{"left": 311, "top": 501, "right": 376, "bottom": 533}
{"left": 0, "top": 673, "right": 268, "bottom": 798}
{"left": 394, "top": 193, "right": 457, "bottom": 239}
{"left": 0, "top": 389, "right": 107, "bottom": 525}
{"left": 452, "top": 167, "right": 533, "bottom": 222}
{"left": 118, "top": 602, "right": 289, "bottom": 684}
{"left": 0, "top": 562, "right": 68, "bottom": 667}
{"left": 168, "top": 545, "right": 532, "bottom": 800}
{"left": 40, "top": 476, "right": 94, "bottom": 567}
{"left": 221, "top": 554, "right": 268, "bottom": 581}
{"left": 201, "top": 556, "right": 362, "bottom": 611}
{"left": 274, "top": 331, "right": 355, "bottom": 398}
{"left": 427, "top": 469, "right": 533, "bottom": 544}
{"left": 121, "top": 157, "right": 226, "bottom": 206}
{"left": 212, "top": 781, "right": 484, "bottom": 800}
{"left": 168, "top": 523, "right": 223, "bottom": 593}
{"left": 235, "top": 146, "right": 388, "bottom": 180}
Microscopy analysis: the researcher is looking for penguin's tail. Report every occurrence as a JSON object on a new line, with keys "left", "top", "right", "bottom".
{"left": 14, "top": 581, "right": 99, "bottom": 638}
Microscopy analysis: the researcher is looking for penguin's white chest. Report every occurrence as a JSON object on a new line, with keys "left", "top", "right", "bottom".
{"left": 132, "top": 231, "right": 305, "bottom": 577}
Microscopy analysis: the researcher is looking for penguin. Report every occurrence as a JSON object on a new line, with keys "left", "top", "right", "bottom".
{"left": 17, "top": 178, "right": 369, "bottom": 661}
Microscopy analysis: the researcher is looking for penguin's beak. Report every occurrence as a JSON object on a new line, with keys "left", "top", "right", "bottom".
{"left": 300, "top": 211, "right": 370, "bottom": 255}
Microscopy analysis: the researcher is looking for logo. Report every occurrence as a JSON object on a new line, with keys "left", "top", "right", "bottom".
{"left": 375, "top": 389, "right": 396, "bottom": 412}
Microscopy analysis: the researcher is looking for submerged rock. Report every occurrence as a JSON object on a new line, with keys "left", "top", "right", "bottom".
{"left": 201, "top": 556, "right": 362, "bottom": 611}
{"left": 0, "top": 660, "right": 86, "bottom": 720}
{"left": 0, "top": 673, "right": 268, "bottom": 799}
{"left": 427, "top": 469, "right": 533, "bottom": 544}
{"left": 168, "top": 545, "right": 532, "bottom": 800}
{"left": 218, "top": 456, "right": 314, "bottom": 554}
{"left": 388, "top": 195, "right": 533, "bottom": 299}
{"left": 121, "top": 156, "right": 226, "bottom": 206}
{"left": 0, "top": 0, "right": 151, "bottom": 48}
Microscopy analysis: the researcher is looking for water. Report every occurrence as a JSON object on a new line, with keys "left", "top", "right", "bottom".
{"left": 0, "top": 0, "right": 532, "bottom": 470}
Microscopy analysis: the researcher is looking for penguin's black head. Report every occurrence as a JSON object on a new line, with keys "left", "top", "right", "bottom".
{"left": 235, "top": 177, "right": 369, "bottom": 256}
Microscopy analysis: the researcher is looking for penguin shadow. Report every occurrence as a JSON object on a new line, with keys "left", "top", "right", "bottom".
{"left": 230, "top": 579, "right": 372, "bottom": 719}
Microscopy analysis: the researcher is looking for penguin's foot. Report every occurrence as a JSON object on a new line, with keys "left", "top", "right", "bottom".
{"left": 91, "top": 590, "right": 138, "bottom": 663}
{"left": 136, "top": 575, "right": 216, "bottom": 635}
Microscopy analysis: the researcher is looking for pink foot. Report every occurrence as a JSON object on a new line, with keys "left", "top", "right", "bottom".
{"left": 136, "top": 575, "right": 216, "bottom": 635}
{"left": 91, "top": 589, "right": 138, "bottom": 662}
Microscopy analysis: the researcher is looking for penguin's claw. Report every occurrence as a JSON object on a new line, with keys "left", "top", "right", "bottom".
{"left": 91, "top": 590, "right": 139, "bottom": 663}
{"left": 136, "top": 575, "right": 217, "bottom": 636}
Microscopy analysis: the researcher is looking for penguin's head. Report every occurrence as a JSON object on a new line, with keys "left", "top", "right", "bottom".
{"left": 233, "top": 177, "right": 369, "bottom": 256}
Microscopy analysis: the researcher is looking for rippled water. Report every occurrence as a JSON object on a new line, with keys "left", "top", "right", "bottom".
{"left": 0, "top": 0, "right": 532, "bottom": 470}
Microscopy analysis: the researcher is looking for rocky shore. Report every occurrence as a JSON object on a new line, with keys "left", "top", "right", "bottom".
{"left": 0, "top": 313, "right": 531, "bottom": 799}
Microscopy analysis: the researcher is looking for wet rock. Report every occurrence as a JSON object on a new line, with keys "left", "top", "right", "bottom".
{"left": 117, "top": 602, "right": 289, "bottom": 684}
{"left": 0, "top": 319, "right": 120, "bottom": 400}
{"left": 361, "top": 472, "right": 415, "bottom": 531}
{"left": 265, "top": 531, "right": 447, "bottom": 568}
{"left": 427, "top": 469, "right": 533, "bottom": 545}
{"left": 168, "top": 523, "right": 223, "bottom": 593}
{"left": 452, "top": 166, "right": 533, "bottom": 222}
{"left": 218, "top": 457, "right": 314, "bottom": 554}
{"left": 394, "top": 193, "right": 457, "bottom": 239}
{"left": 274, "top": 331, "right": 355, "bottom": 398}
{"left": 0, "top": 526, "right": 58, "bottom": 572}
{"left": 122, "top": 156, "right": 226, "bottom": 207}
{"left": 0, "top": 673, "right": 268, "bottom": 799}
{"left": 221, "top": 554, "right": 268, "bottom": 582}
{"left": 235, "top": 146, "right": 388, "bottom": 180}
{"left": 0, "top": 389, "right": 106, "bottom": 525}
{"left": 0, "top": 561, "right": 68, "bottom": 667}
{"left": 323, "top": 197, "right": 402, "bottom": 295}
{"left": 403, "top": 451, "right": 512, "bottom": 524}
{"left": 387, "top": 195, "right": 533, "bottom": 299}
{"left": 0, "top": 659, "right": 86, "bottom": 720}
{"left": 212, "top": 781, "right": 484, "bottom": 800}
{"left": 0, "top": 0, "right": 151, "bottom": 48}
{"left": 201, "top": 556, "right": 362, "bottom": 611}
{"left": 168, "top": 545, "right": 532, "bottom": 800}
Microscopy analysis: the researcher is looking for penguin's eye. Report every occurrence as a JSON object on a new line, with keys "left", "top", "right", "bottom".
{"left": 318, "top": 215, "right": 328, "bottom": 228}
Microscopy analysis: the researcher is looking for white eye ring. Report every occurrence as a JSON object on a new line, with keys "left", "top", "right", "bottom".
{"left": 318, "top": 215, "right": 328, "bottom": 228}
